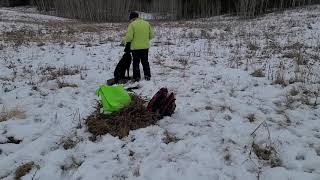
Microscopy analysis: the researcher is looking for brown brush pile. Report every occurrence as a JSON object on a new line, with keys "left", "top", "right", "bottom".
{"left": 85, "top": 94, "right": 161, "bottom": 140}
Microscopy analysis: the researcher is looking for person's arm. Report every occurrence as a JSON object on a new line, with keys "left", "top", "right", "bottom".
{"left": 124, "top": 23, "right": 134, "bottom": 43}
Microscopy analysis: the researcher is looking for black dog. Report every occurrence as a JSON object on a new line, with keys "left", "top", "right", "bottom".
{"left": 114, "top": 52, "right": 132, "bottom": 83}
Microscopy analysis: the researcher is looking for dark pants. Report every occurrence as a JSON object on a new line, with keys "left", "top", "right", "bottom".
{"left": 132, "top": 49, "right": 151, "bottom": 80}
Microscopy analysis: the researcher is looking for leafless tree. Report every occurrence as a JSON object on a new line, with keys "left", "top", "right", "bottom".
{"left": 31, "top": 0, "right": 320, "bottom": 22}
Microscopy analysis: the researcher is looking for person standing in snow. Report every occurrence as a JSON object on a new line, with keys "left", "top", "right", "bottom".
{"left": 123, "top": 11, "right": 154, "bottom": 82}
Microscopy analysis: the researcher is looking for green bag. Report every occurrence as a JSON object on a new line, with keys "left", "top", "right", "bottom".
{"left": 96, "top": 85, "right": 131, "bottom": 112}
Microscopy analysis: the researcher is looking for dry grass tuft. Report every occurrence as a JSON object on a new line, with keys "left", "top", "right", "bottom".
{"left": 205, "top": 106, "right": 213, "bottom": 110}
{"left": 252, "top": 143, "right": 282, "bottom": 168}
{"left": 224, "top": 148, "right": 232, "bottom": 165}
{"left": 289, "top": 87, "right": 300, "bottom": 96}
{"left": 247, "top": 114, "right": 256, "bottom": 123}
{"left": 0, "top": 76, "right": 14, "bottom": 82}
{"left": 273, "top": 78, "right": 287, "bottom": 86}
{"left": 14, "top": 162, "right": 34, "bottom": 180}
{"left": 224, "top": 153, "right": 231, "bottom": 162}
{"left": 56, "top": 79, "right": 78, "bottom": 89}
{"left": 153, "top": 55, "right": 166, "bottom": 65}
{"left": 0, "top": 106, "right": 26, "bottom": 122}
{"left": 272, "top": 62, "right": 287, "bottom": 87}
{"left": 51, "top": 66, "right": 80, "bottom": 76}
{"left": 283, "top": 51, "right": 300, "bottom": 59}
{"left": 85, "top": 94, "right": 161, "bottom": 140}
{"left": 60, "top": 156, "right": 82, "bottom": 174}
{"left": 40, "top": 65, "right": 81, "bottom": 81}
{"left": 163, "top": 130, "right": 180, "bottom": 144}
{"left": 283, "top": 49, "right": 306, "bottom": 65}
{"left": 248, "top": 41, "right": 259, "bottom": 51}
{"left": 60, "top": 137, "right": 77, "bottom": 150}
{"left": 218, "top": 104, "right": 234, "bottom": 113}
{"left": 251, "top": 69, "right": 265, "bottom": 77}
{"left": 175, "top": 57, "right": 189, "bottom": 67}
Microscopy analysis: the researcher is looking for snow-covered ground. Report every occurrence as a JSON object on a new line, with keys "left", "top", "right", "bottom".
{"left": 0, "top": 6, "right": 320, "bottom": 180}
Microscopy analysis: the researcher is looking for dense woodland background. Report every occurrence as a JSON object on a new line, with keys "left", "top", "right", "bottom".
{"left": 1, "top": 0, "right": 320, "bottom": 21}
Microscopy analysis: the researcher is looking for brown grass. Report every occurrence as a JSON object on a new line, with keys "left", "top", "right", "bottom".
{"left": 0, "top": 106, "right": 26, "bottom": 122}
{"left": 57, "top": 79, "right": 78, "bottom": 89}
{"left": 272, "top": 63, "right": 285, "bottom": 87}
{"left": 15, "top": 162, "right": 34, "bottom": 180}
{"left": 153, "top": 55, "right": 166, "bottom": 65}
{"left": 289, "top": 87, "right": 300, "bottom": 96}
{"left": 224, "top": 153, "right": 231, "bottom": 162}
{"left": 205, "top": 106, "right": 213, "bottom": 110}
{"left": 2, "top": 29, "right": 73, "bottom": 46}
{"left": 273, "top": 78, "right": 287, "bottom": 86}
{"left": 247, "top": 113, "right": 256, "bottom": 123}
{"left": 60, "top": 156, "right": 82, "bottom": 174}
{"left": 283, "top": 49, "right": 306, "bottom": 65}
{"left": 54, "top": 66, "right": 81, "bottom": 76}
{"left": 251, "top": 69, "right": 265, "bottom": 77}
{"left": 163, "top": 130, "right": 180, "bottom": 144}
{"left": 0, "top": 76, "right": 13, "bottom": 82}
{"left": 175, "top": 57, "right": 189, "bottom": 67}
{"left": 2, "top": 20, "right": 124, "bottom": 47}
{"left": 252, "top": 142, "right": 282, "bottom": 168}
{"left": 224, "top": 148, "right": 232, "bottom": 165}
{"left": 282, "top": 51, "right": 300, "bottom": 59}
{"left": 218, "top": 104, "right": 234, "bottom": 113}
{"left": 85, "top": 94, "right": 161, "bottom": 140}
{"left": 60, "top": 137, "right": 77, "bottom": 150}
{"left": 248, "top": 41, "right": 259, "bottom": 51}
{"left": 39, "top": 65, "right": 82, "bottom": 82}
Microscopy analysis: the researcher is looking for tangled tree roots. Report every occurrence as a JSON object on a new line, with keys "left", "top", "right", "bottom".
{"left": 85, "top": 94, "right": 161, "bottom": 140}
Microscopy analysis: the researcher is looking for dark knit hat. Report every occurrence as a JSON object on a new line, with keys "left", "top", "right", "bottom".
{"left": 129, "top": 11, "right": 139, "bottom": 20}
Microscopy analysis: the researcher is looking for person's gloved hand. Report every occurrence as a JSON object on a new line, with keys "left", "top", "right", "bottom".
{"left": 124, "top": 42, "right": 131, "bottom": 53}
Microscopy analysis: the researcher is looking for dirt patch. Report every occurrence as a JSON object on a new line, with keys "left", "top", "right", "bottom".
{"left": 85, "top": 94, "right": 161, "bottom": 140}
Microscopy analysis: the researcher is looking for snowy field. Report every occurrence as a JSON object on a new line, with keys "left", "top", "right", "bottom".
{"left": 0, "top": 5, "right": 320, "bottom": 180}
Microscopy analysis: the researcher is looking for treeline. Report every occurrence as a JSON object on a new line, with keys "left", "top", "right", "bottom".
{"left": 31, "top": 0, "right": 320, "bottom": 21}
{"left": 0, "top": 0, "right": 31, "bottom": 7}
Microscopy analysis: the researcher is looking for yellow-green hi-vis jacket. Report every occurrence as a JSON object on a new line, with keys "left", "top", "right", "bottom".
{"left": 124, "top": 18, "right": 154, "bottom": 50}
